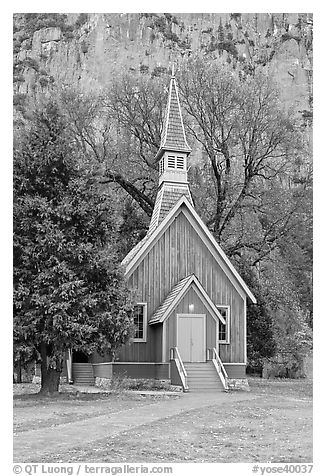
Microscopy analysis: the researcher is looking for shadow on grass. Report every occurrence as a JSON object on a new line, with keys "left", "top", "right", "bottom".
{"left": 13, "top": 392, "right": 113, "bottom": 402}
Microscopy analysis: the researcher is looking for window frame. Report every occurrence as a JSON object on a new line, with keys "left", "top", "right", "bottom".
{"left": 132, "top": 302, "right": 148, "bottom": 343}
{"left": 216, "top": 305, "right": 230, "bottom": 344}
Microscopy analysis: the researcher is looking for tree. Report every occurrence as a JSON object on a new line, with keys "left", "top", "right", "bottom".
{"left": 235, "top": 258, "right": 276, "bottom": 373}
{"left": 260, "top": 250, "right": 312, "bottom": 377}
{"left": 52, "top": 64, "right": 312, "bottom": 373}
{"left": 58, "top": 75, "right": 167, "bottom": 218}
{"left": 13, "top": 101, "right": 135, "bottom": 394}
{"left": 179, "top": 59, "right": 304, "bottom": 255}
{"left": 116, "top": 199, "right": 149, "bottom": 259}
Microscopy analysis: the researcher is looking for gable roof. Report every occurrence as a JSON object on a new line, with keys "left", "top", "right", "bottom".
{"left": 121, "top": 233, "right": 150, "bottom": 268}
{"left": 155, "top": 74, "right": 191, "bottom": 161}
{"left": 122, "top": 195, "right": 257, "bottom": 304}
{"left": 149, "top": 274, "right": 227, "bottom": 325}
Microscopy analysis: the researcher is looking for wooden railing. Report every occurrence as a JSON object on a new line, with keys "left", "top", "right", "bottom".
{"left": 208, "top": 347, "right": 228, "bottom": 390}
{"left": 66, "top": 348, "right": 73, "bottom": 384}
{"left": 170, "top": 347, "right": 189, "bottom": 392}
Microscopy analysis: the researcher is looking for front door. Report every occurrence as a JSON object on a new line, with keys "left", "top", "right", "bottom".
{"left": 177, "top": 314, "right": 206, "bottom": 362}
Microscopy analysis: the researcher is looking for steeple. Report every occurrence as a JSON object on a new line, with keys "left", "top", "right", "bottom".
{"left": 156, "top": 68, "right": 192, "bottom": 186}
{"left": 147, "top": 69, "right": 193, "bottom": 234}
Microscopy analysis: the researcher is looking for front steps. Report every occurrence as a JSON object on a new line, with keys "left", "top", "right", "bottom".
{"left": 184, "top": 361, "right": 224, "bottom": 392}
{"left": 72, "top": 363, "right": 95, "bottom": 386}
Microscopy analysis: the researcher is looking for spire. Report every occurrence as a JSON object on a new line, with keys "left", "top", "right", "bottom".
{"left": 147, "top": 69, "right": 194, "bottom": 233}
{"left": 155, "top": 70, "right": 191, "bottom": 162}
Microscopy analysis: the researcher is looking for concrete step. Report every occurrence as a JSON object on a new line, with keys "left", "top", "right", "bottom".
{"left": 187, "top": 378, "right": 219, "bottom": 382}
{"left": 72, "top": 371, "right": 94, "bottom": 375}
{"left": 183, "top": 362, "right": 224, "bottom": 391}
{"left": 190, "top": 388, "right": 224, "bottom": 393}
{"left": 186, "top": 372, "right": 218, "bottom": 376}
{"left": 73, "top": 381, "right": 95, "bottom": 384}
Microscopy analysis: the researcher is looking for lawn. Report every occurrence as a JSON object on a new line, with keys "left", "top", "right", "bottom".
{"left": 13, "top": 377, "right": 312, "bottom": 463}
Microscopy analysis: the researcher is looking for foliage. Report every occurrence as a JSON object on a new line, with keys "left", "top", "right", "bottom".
{"left": 58, "top": 65, "right": 311, "bottom": 373}
{"left": 22, "top": 13, "right": 69, "bottom": 35}
{"left": 13, "top": 100, "right": 135, "bottom": 392}
{"left": 117, "top": 199, "right": 149, "bottom": 260}
{"left": 80, "top": 40, "right": 89, "bottom": 54}
{"left": 235, "top": 259, "right": 276, "bottom": 373}
{"left": 149, "top": 14, "right": 189, "bottom": 49}
{"left": 75, "top": 13, "right": 89, "bottom": 29}
{"left": 262, "top": 253, "right": 312, "bottom": 370}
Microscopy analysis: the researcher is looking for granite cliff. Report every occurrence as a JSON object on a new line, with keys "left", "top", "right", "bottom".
{"left": 13, "top": 13, "right": 313, "bottom": 119}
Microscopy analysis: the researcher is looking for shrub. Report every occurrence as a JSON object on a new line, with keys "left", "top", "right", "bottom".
{"left": 13, "top": 74, "right": 25, "bottom": 83}
{"left": 39, "top": 76, "right": 49, "bottom": 88}
{"left": 13, "top": 93, "right": 27, "bottom": 107}
{"left": 151, "top": 66, "right": 167, "bottom": 77}
{"left": 75, "top": 13, "right": 89, "bottom": 29}
{"left": 24, "top": 57, "right": 39, "bottom": 71}
{"left": 139, "top": 64, "right": 149, "bottom": 74}
{"left": 80, "top": 40, "right": 88, "bottom": 54}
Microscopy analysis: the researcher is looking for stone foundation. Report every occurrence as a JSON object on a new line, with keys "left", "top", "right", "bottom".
{"left": 95, "top": 376, "right": 182, "bottom": 392}
{"left": 226, "top": 378, "right": 250, "bottom": 391}
{"left": 95, "top": 377, "right": 112, "bottom": 389}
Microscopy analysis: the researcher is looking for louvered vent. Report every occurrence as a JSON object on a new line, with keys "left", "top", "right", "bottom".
{"left": 167, "top": 155, "right": 176, "bottom": 168}
{"left": 159, "top": 157, "right": 165, "bottom": 174}
{"left": 176, "top": 157, "right": 184, "bottom": 169}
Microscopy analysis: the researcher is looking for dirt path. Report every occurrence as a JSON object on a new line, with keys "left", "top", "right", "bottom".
{"left": 14, "top": 391, "right": 256, "bottom": 462}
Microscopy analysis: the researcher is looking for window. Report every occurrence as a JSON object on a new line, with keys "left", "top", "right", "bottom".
{"left": 217, "top": 306, "right": 230, "bottom": 344}
{"left": 133, "top": 303, "right": 147, "bottom": 342}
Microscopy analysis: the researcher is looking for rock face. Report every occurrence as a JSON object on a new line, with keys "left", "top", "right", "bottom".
{"left": 13, "top": 13, "right": 313, "bottom": 114}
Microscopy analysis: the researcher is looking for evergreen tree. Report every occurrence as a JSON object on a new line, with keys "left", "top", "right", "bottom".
{"left": 13, "top": 101, "right": 134, "bottom": 394}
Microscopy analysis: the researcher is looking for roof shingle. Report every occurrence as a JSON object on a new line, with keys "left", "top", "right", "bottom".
{"left": 159, "top": 76, "right": 191, "bottom": 156}
{"left": 149, "top": 275, "right": 194, "bottom": 324}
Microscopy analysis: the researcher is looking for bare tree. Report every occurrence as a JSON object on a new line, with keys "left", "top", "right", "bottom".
{"left": 178, "top": 58, "right": 310, "bottom": 265}
{"left": 58, "top": 76, "right": 167, "bottom": 217}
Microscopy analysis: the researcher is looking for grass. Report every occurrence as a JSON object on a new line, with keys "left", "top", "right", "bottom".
{"left": 13, "top": 377, "right": 312, "bottom": 463}
{"left": 14, "top": 384, "right": 172, "bottom": 434}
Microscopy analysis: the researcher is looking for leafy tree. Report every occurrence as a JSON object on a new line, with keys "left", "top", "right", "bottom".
{"left": 13, "top": 336, "right": 37, "bottom": 383}
{"left": 260, "top": 251, "right": 312, "bottom": 377}
{"left": 13, "top": 101, "right": 135, "bottom": 394}
{"left": 117, "top": 199, "right": 149, "bottom": 259}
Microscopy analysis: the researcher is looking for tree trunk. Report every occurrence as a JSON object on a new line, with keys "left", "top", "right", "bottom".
{"left": 17, "top": 359, "right": 22, "bottom": 383}
{"left": 39, "top": 343, "right": 63, "bottom": 395}
{"left": 39, "top": 366, "right": 61, "bottom": 395}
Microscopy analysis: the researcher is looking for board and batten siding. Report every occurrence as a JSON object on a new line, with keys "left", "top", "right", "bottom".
{"left": 118, "top": 206, "right": 245, "bottom": 364}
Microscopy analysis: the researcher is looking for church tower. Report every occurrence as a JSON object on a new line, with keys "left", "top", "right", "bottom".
{"left": 148, "top": 70, "right": 193, "bottom": 234}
